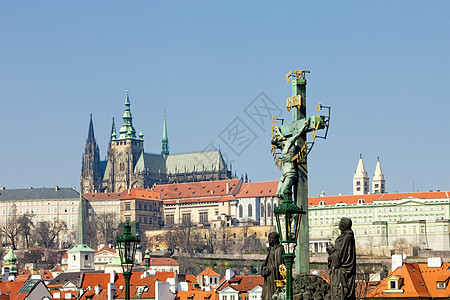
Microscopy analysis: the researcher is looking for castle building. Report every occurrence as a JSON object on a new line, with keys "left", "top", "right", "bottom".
{"left": 81, "top": 91, "right": 232, "bottom": 193}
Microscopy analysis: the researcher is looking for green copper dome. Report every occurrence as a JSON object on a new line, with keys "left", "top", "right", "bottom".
{"left": 4, "top": 248, "right": 17, "bottom": 264}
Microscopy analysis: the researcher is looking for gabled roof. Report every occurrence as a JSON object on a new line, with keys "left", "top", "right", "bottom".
{"left": 120, "top": 188, "right": 161, "bottom": 201}
{"left": 0, "top": 187, "right": 79, "bottom": 201}
{"left": 0, "top": 281, "right": 28, "bottom": 300}
{"left": 166, "top": 151, "right": 227, "bottom": 174}
{"left": 198, "top": 268, "right": 220, "bottom": 277}
{"left": 95, "top": 245, "right": 116, "bottom": 254}
{"left": 134, "top": 152, "right": 167, "bottom": 174}
{"left": 235, "top": 181, "right": 278, "bottom": 198}
{"left": 216, "top": 275, "right": 263, "bottom": 292}
{"left": 150, "top": 257, "right": 179, "bottom": 266}
{"left": 309, "top": 191, "right": 450, "bottom": 206}
{"left": 368, "top": 263, "right": 432, "bottom": 298}
{"left": 155, "top": 179, "right": 241, "bottom": 200}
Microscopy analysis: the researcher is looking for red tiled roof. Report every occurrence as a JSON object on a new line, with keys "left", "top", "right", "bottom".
{"left": 235, "top": 181, "right": 278, "bottom": 198}
{"left": 0, "top": 281, "right": 28, "bottom": 300}
{"left": 95, "top": 245, "right": 116, "bottom": 254}
{"left": 83, "top": 191, "right": 127, "bottom": 200}
{"left": 120, "top": 188, "right": 161, "bottom": 201}
{"left": 216, "top": 275, "right": 263, "bottom": 292}
{"left": 175, "top": 290, "right": 217, "bottom": 300}
{"left": 154, "top": 179, "right": 242, "bottom": 199}
{"left": 367, "top": 262, "right": 450, "bottom": 298}
{"left": 163, "top": 195, "right": 236, "bottom": 205}
{"left": 309, "top": 191, "right": 450, "bottom": 206}
{"left": 150, "top": 257, "right": 179, "bottom": 266}
{"left": 198, "top": 268, "right": 220, "bottom": 277}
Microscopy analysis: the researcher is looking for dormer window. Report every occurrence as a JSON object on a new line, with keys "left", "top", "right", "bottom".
{"left": 319, "top": 201, "right": 326, "bottom": 206}
{"left": 384, "top": 275, "right": 404, "bottom": 294}
{"left": 437, "top": 281, "right": 446, "bottom": 289}
{"left": 358, "top": 199, "right": 364, "bottom": 204}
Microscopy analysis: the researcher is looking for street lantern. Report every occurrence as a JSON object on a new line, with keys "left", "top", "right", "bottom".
{"left": 117, "top": 222, "right": 140, "bottom": 300}
{"left": 273, "top": 190, "right": 305, "bottom": 300}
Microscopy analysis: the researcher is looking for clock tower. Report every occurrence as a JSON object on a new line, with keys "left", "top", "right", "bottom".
{"left": 106, "top": 91, "right": 144, "bottom": 192}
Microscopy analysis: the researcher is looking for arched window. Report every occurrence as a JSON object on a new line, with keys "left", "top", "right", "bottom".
{"left": 119, "top": 163, "right": 125, "bottom": 171}
{"left": 267, "top": 203, "right": 272, "bottom": 218}
{"left": 239, "top": 205, "right": 243, "bottom": 218}
{"left": 261, "top": 204, "right": 265, "bottom": 218}
{"left": 248, "top": 204, "right": 252, "bottom": 218}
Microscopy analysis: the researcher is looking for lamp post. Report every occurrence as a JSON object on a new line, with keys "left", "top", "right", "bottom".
{"left": 116, "top": 222, "right": 140, "bottom": 300}
{"left": 273, "top": 190, "right": 305, "bottom": 300}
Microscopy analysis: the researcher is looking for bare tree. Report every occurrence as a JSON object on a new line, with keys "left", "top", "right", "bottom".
{"left": 0, "top": 204, "right": 20, "bottom": 249}
{"left": 35, "top": 220, "right": 67, "bottom": 249}
{"left": 96, "top": 212, "right": 118, "bottom": 246}
{"left": 219, "top": 227, "right": 234, "bottom": 254}
{"left": 393, "top": 238, "right": 410, "bottom": 256}
{"left": 18, "top": 213, "right": 34, "bottom": 249}
{"left": 241, "top": 232, "right": 263, "bottom": 254}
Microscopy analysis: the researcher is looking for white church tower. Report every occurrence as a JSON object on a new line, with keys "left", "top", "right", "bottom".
{"left": 353, "top": 154, "right": 369, "bottom": 195}
{"left": 67, "top": 183, "right": 95, "bottom": 272}
{"left": 372, "top": 157, "right": 385, "bottom": 194}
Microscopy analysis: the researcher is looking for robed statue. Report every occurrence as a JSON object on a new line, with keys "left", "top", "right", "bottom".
{"left": 261, "top": 232, "right": 284, "bottom": 300}
{"left": 328, "top": 217, "right": 356, "bottom": 300}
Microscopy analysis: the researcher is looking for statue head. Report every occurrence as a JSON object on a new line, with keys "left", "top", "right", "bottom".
{"left": 271, "top": 135, "right": 285, "bottom": 148}
{"left": 268, "top": 232, "right": 280, "bottom": 246}
{"left": 339, "top": 217, "right": 352, "bottom": 232}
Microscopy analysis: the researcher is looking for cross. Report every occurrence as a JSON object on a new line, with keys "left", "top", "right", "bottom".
{"left": 271, "top": 70, "right": 329, "bottom": 274}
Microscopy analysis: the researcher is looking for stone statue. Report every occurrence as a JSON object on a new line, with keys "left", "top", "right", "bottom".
{"left": 261, "top": 232, "right": 284, "bottom": 300}
{"left": 328, "top": 218, "right": 356, "bottom": 300}
{"left": 271, "top": 119, "right": 309, "bottom": 199}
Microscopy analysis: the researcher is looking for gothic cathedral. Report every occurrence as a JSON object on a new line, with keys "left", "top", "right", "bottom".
{"left": 81, "top": 92, "right": 232, "bottom": 193}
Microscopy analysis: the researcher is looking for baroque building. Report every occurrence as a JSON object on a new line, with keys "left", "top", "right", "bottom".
{"left": 81, "top": 91, "right": 232, "bottom": 193}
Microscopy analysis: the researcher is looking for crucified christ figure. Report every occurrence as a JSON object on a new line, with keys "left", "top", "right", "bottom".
{"left": 271, "top": 118, "right": 309, "bottom": 199}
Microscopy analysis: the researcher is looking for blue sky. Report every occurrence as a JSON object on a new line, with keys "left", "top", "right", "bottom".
{"left": 1, "top": 1, "right": 449, "bottom": 196}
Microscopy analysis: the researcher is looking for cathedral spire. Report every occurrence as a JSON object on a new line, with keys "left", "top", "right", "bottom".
{"left": 87, "top": 113, "right": 95, "bottom": 143}
{"left": 118, "top": 90, "right": 137, "bottom": 139}
{"left": 161, "top": 113, "right": 169, "bottom": 159}
{"left": 110, "top": 117, "right": 116, "bottom": 140}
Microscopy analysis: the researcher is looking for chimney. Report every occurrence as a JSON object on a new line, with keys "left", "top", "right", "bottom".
{"left": 0, "top": 187, "right": 5, "bottom": 190}
{"left": 94, "top": 285, "right": 102, "bottom": 295}
{"left": 225, "top": 269, "right": 235, "bottom": 281}
{"left": 109, "top": 270, "right": 116, "bottom": 283}
{"left": 55, "top": 186, "right": 59, "bottom": 191}
{"left": 29, "top": 187, "right": 33, "bottom": 189}
{"left": 391, "top": 254, "right": 403, "bottom": 272}
{"left": 428, "top": 257, "right": 442, "bottom": 268}
{"left": 226, "top": 183, "right": 230, "bottom": 193}
{"left": 107, "top": 283, "right": 116, "bottom": 300}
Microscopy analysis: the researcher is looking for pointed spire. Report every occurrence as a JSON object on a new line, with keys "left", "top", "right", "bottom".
{"left": 118, "top": 90, "right": 137, "bottom": 139}
{"left": 374, "top": 157, "right": 385, "bottom": 180}
{"left": 87, "top": 114, "right": 95, "bottom": 143}
{"left": 139, "top": 125, "right": 144, "bottom": 140}
{"left": 161, "top": 112, "right": 169, "bottom": 159}
{"left": 110, "top": 118, "right": 116, "bottom": 141}
{"left": 76, "top": 181, "right": 88, "bottom": 245}
{"left": 372, "top": 157, "right": 386, "bottom": 194}
{"left": 354, "top": 154, "right": 368, "bottom": 178}
{"left": 353, "top": 154, "right": 369, "bottom": 195}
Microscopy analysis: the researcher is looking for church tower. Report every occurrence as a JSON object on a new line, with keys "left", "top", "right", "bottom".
{"left": 353, "top": 154, "right": 369, "bottom": 195}
{"left": 372, "top": 157, "right": 385, "bottom": 194}
{"left": 81, "top": 114, "right": 101, "bottom": 193}
{"left": 67, "top": 183, "right": 95, "bottom": 272}
{"left": 161, "top": 114, "right": 169, "bottom": 159}
{"left": 107, "top": 91, "right": 144, "bottom": 192}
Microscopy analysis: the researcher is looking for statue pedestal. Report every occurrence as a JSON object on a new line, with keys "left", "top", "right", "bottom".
{"left": 272, "top": 274, "right": 331, "bottom": 300}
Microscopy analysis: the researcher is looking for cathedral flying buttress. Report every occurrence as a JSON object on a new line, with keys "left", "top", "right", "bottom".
{"left": 81, "top": 91, "right": 232, "bottom": 193}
